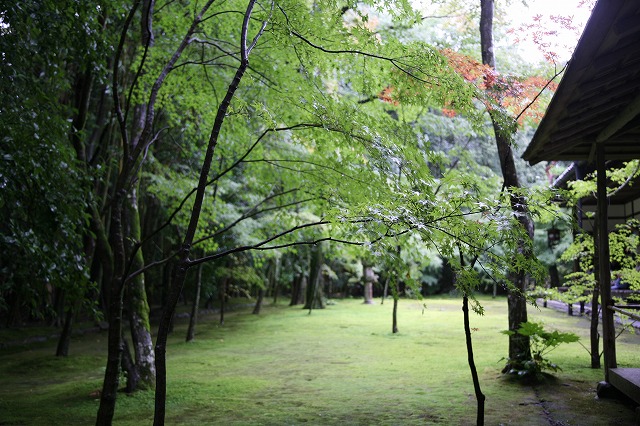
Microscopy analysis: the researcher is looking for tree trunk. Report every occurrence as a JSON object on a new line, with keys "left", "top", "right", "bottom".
{"left": 549, "top": 264, "right": 560, "bottom": 288}
{"left": 392, "top": 282, "right": 399, "bottom": 334}
{"left": 271, "top": 257, "right": 281, "bottom": 304}
{"left": 463, "top": 294, "right": 485, "bottom": 425}
{"left": 381, "top": 276, "right": 389, "bottom": 304}
{"left": 506, "top": 273, "right": 530, "bottom": 359}
{"left": 186, "top": 263, "right": 203, "bottom": 342}
{"left": 219, "top": 276, "right": 228, "bottom": 326}
{"left": 55, "top": 306, "right": 74, "bottom": 357}
{"left": 290, "top": 273, "right": 305, "bottom": 306}
{"left": 363, "top": 282, "right": 374, "bottom": 304}
{"left": 256, "top": 257, "right": 275, "bottom": 314}
{"left": 304, "top": 244, "right": 325, "bottom": 311}
{"left": 480, "top": 0, "right": 532, "bottom": 361}
{"left": 253, "top": 287, "right": 265, "bottom": 314}
{"left": 154, "top": 3, "right": 258, "bottom": 419}
{"left": 126, "top": 186, "right": 156, "bottom": 391}
{"left": 96, "top": 197, "right": 126, "bottom": 426}
{"left": 120, "top": 333, "right": 140, "bottom": 394}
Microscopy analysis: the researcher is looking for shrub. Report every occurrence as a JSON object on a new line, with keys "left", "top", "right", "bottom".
{"left": 501, "top": 321, "right": 579, "bottom": 379}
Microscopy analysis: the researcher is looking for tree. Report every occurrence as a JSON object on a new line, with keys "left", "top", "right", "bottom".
{"left": 480, "top": 0, "right": 534, "bottom": 362}
{"left": 0, "top": 0, "right": 105, "bottom": 344}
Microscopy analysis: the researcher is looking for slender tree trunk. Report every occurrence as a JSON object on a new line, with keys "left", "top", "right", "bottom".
{"left": 480, "top": 0, "right": 532, "bottom": 361}
{"left": 549, "top": 264, "right": 560, "bottom": 288}
{"left": 120, "top": 333, "right": 140, "bottom": 393}
{"left": 186, "top": 263, "right": 203, "bottom": 342}
{"left": 255, "top": 258, "right": 275, "bottom": 314}
{"left": 154, "top": 3, "right": 260, "bottom": 421}
{"left": 381, "top": 276, "right": 389, "bottom": 304}
{"left": 253, "top": 287, "right": 265, "bottom": 314}
{"left": 271, "top": 257, "right": 281, "bottom": 304}
{"left": 463, "top": 294, "right": 485, "bottom": 425}
{"left": 392, "top": 280, "right": 399, "bottom": 334}
{"left": 304, "top": 244, "right": 325, "bottom": 311}
{"left": 219, "top": 276, "right": 228, "bottom": 325}
{"left": 55, "top": 306, "right": 74, "bottom": 357}
{"left": 290, "top": 273, "right": 305, "bottom": 306}
{"left": 458, "top": 252, "right": 485, "bottom": 425}
{"left": 97, "top": 1, "right": 149, "bottom": 420}
{"left": 96, "top": 198, "right": 126, "bottom": 426}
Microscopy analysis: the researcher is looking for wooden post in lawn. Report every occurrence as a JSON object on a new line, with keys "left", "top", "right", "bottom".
{"left": 596, "top": 143, "right": 616, "bottom": 381}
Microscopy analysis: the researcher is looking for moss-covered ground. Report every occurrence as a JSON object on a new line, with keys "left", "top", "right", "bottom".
{"left": 1, "top": 295, "right": 639, "bottom": 425}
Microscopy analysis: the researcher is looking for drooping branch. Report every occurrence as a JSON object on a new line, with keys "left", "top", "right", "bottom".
{"left": 513, "top": 63, "right": 567, "bottom": 123}
{"left": 288, "top": 29, "right": 434, "bottom": 84}
{"left": 278, "top": 5, "right": 442, "bottom": 85}
{"left": 188, "top": 220, "right": 405, "bottom": 268}
{"left": 191, "top": 191, "right": 316, "bottom": 246}
{"left": 133, "top": 123, "right": 324, "bottom": 252}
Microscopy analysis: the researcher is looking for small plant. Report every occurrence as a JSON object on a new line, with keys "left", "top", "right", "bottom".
{"left": 501, "top": 321, "right": 579, "bottom": 379}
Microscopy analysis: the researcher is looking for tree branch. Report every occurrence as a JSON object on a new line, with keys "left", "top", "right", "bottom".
{"left": 514, "top": 62, "right": 567, "bottom": 123}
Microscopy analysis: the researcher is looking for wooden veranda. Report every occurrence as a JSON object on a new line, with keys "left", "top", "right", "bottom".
{"left": 522, "top": 0, "right": 640, "bottom": 406}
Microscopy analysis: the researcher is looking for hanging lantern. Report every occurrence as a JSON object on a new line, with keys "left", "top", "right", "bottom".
{"left": 547, "top": 227, "right": 561, "bottom": 247}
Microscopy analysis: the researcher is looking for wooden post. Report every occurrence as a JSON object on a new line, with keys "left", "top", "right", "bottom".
{"left": 596, "top": 143, "right": 616, "bottom": 381}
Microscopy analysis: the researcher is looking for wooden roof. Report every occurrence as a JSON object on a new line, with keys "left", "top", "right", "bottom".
{"left": 522, "top": 0, "right": 640, "bottom": 165}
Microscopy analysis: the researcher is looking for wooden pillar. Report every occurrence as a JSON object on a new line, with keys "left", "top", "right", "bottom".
{"left": 596, "top": 143, "right": 616, "bottom": 381}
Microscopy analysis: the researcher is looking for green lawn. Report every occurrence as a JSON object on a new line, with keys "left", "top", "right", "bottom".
{"left": 1, "top": 296, "right": 639, "bottom": 425}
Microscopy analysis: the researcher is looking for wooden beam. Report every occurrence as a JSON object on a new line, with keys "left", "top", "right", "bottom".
{"left": 597, "top": 143, "right": 617, "bottom": 382}
{"left": 596, "top": 92, "right": 640, "bottom": 143}
{"left": 609, "top": 306, "right": 640, "bottom": 322}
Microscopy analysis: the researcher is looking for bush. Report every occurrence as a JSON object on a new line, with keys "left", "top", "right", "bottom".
{"left": 501, "top": 321, "right": 579, "bottom": 379}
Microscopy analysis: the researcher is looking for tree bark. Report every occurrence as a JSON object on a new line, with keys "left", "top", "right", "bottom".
{"left": 253, "top": 287, "right": 265, "bottom": 314}
{"left": 290, "top": 273, "right": 305, "bottom": 306}
{"left": 304, "top": 244, "right": 325, "bottom": 311}
{"left": 126, "top": 186, "right": 155, "bottom": 390}
{"left": 219, "top": 276, "right": 228, "bottom": 325}
{"left": 392, "top": 280, "right": 399, "bottom": 334}
{"left": 480, "top": 0, "right": 532, "bottom": 361}
{"left": 55, "top": 306, "right": 74, "bottom": 357}
{"left": 120, "top": 333, "right": 140, "bottom": 394}
{"left": 186, "top": 262, "right": 203, "bottom": 342}
{"left": 271, "top": 257, "right": 281, "bottom": 304}
{"left": 548, "top": 264, "right": 560, "bottom": 288}
{"left": 96, "top": 197, "right": 127, "bottom": 426}
{"left": 463, "top": 294, "right": 485, "bottom": 425}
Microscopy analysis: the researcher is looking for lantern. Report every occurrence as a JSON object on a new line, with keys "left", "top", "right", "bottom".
{"left": 547, "top": 227, "right": 561, "bottom": 247}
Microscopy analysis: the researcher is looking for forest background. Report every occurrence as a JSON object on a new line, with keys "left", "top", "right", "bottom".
{"left": 0, "top": 0, "right": 603, "bottom": 424}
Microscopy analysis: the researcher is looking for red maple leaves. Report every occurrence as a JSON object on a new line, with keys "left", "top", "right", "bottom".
{"left": 440, "top": 49, "right": 558, "bottom": 123}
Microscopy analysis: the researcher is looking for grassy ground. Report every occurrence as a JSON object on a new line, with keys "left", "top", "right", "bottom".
{"left": 1, "top": 295, "right": 639, "bottom": 425}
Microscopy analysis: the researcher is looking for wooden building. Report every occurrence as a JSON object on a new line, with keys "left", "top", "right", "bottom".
{"left": 522, "top": 0, "right": 640, "bottom": 405}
